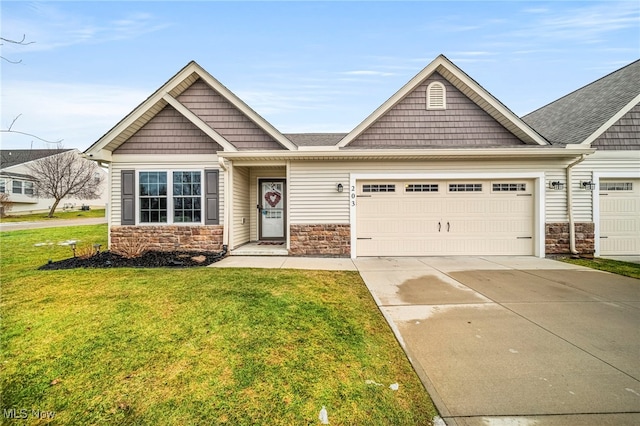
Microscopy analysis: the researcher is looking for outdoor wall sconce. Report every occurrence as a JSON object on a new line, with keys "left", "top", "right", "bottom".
{"left": 549, "top": 181, "right": 565, "bottom": 190}
{"left": 336, "top": 183, "right": 344, "bottom": 193}
{"left": 581, "top": 180, "right": 596, "bottom": 190}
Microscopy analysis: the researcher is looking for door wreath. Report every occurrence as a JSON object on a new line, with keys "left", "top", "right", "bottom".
{"left": 264, "top": 191, "right": 282, "bottom": 208}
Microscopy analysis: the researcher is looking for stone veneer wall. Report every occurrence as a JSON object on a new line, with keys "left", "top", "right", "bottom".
{"left": 545, "top": 222, "right": 594, "bottom": 255}
{"left": 289, "top": 224, "right": 350, "bottom": 257}
{"left": 111, "top": 225, "right": 224, "bottom": 253}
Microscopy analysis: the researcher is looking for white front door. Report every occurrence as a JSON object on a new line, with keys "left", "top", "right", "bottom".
{"left": 259, "top": 179, "right": 285, "bottom": 239}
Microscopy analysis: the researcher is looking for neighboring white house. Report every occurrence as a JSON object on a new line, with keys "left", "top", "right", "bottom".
{"left": 0, "top": 149, "right": 108, "bottom": 215}
{"left": 84, "top": 55, "right": 639, "bottom": 258}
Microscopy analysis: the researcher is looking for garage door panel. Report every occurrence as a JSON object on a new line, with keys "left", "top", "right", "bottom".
{"left": 356, "top": 179, "right": 534, "bottom": 256}
{"left": 600, "top": 179, "right": 640, "bottom": 255}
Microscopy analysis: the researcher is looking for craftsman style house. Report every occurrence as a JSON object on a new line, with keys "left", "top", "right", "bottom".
{"left": 84, "top": 55, "right": 640, "bottom": 258}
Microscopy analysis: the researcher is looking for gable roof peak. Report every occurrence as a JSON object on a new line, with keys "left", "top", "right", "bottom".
{"left": 85, "top": 60, "right": 297, "bottom": 156}
{"left": 337, "top": 54, "right": 548, "bottom": 148}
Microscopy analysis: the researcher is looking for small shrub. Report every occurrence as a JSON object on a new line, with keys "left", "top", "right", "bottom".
{"left": 112, "top": 238, "right": 149, "bottom": 259}
{"left": 75, "top": 244, "right": 97, "bottom": 259}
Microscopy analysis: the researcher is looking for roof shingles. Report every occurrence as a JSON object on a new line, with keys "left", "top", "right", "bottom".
{"left": 523, "top": 60, "right": 640, "bottom": 145}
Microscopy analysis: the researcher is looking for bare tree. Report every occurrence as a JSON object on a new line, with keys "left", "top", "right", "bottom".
{"left": 1, "top": 34, "right": 63, "bottom": 144}
{"left": 0, "top": 34, "right": 35, "bottom": 64}
{"left": 26, "top": 150, "right": 105, "bottom": 218}
{"left": 1, "top": 114, "right": 64, "bottom": 144}
{"left": 0, "top": 193, "right": 14, "bottom": 218}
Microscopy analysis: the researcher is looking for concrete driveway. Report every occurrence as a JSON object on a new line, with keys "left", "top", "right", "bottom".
{"left": 355, "top": 256, "right": 640, "bottom": 425}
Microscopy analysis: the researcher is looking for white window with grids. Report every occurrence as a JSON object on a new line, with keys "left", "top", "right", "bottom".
{"left": 138, "top": 170, "right": 202, "bottom": 224}
{"left": 449, "top": 183, "right": 482, "bottom": 192}
{"left": 363, "top": 184, "right": 396, "bottom": 193}
{"left": 600, "top": 182, "right": 633, "bottom": 191}
{"left": 492, "top": 183, "right": 526, "bottom": 192}
{"left": 405, "top": 183, "right": 439, "bottom": 192}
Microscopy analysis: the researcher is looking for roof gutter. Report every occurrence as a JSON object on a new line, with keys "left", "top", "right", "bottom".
{"left": 218, "top": 147, "right": 595, "bottom": 161}
{"left": 566, "top": 154, "right": 588, "bottom": 255}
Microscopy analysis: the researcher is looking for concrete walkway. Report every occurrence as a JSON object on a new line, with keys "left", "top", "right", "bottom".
{"left": 212, "top": 255, "right": 640, "bottom": 425}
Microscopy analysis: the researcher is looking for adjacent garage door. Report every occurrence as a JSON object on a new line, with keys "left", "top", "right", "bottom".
{"left": 599, "top": 179, "right": 640, "bottom": 255}
{"left": 356, "top": 179, "right": 534, "bottom": 256}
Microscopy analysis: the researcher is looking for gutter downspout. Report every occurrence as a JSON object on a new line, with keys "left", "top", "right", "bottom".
{"left": 566, "top": 154, "right": 587, "bottom": 255}
{"left": 218, "top": 157, "right": 230, "bottom": 248}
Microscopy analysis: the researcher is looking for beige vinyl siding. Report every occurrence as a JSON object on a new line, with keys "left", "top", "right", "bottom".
{"left": 232, "top": 166, "right": 250, "bottom": 248}
{"left": 109, "top": 155, "right": 223, "bottom": 227}
{"left": 249, "top": 168, "right": 286, "bottom": 240}
{"left": 289, "top": 161, "right": 350, "bottom": 224}
{"left": 580, "top": 152, "right": 640, "bottom": 174}
{"left": 572, "top": 152, "right": 640, "bottom": 223}
{"left": 289, "top": 159, "right": 575, "bottom": 225}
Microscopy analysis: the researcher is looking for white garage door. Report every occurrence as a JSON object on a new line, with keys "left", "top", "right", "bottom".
{"left": 599, "top": 179, "right": 640, "bottom": 255}
{"left": 356, "top": 179, "right": 534, "bottom": 256}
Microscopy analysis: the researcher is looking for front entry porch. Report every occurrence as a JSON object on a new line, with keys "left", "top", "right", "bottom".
{"left": 226, "top": 164, "right": 288, "bottom": 254}
{"left": 229, "top": 241, "right": 288, "bottom": 256}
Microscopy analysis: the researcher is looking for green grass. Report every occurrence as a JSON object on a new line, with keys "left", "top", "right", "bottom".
{"left": 560, "top": 257, "right": 640, "bottom": 279}
{"left": 0, "top": 209, "right": 106, "bottom": 222}
{"left": 1, "top": 225, "right": 437, "bottom": 425}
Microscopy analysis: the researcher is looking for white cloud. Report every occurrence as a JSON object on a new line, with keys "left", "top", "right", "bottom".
{"left": 1, "top": 4, "right": 172, "bottom": 53}
{"left": 340, "top": 70, "right": 396, "bottom": 77}
{"left": 1, "top": 80, "right": 151, "bottom": 150}
{"left": 513, "top": 1, "right": 639, "bottom": 43}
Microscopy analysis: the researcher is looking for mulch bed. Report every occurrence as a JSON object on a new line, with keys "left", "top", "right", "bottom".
{"left": 39, "top": 250, "right": 227, "bottom": 270}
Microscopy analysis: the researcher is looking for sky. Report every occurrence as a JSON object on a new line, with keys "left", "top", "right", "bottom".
{"left": 1, "top": 1, "right": 639, "bottom": 151}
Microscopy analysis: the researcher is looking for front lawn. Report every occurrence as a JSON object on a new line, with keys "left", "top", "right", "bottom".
{"left": 559, "top": 257, "right": 640, "bottom": 279}
{"left": 0, "top": 208, "right": 106, "bottom": 222}
{"left": 0, "top": 225, "right": 437, "bottom": 425}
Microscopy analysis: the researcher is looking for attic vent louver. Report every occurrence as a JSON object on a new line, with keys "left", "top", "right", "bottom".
{"left": 427, "top": 81, "right": 446, "bottom": 110}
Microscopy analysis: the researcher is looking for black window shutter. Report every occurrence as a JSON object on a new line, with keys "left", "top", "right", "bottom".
{"left": 121, "top": 170, "right": 135, "bottom": 225}
{"left": 205, "top": 169, "right": 219, "bottom": 225}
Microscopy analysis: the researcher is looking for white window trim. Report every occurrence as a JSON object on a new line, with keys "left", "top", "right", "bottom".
{"left": 349, "top": 172, "right": 545, "bottom": 258}
{"left": 593, "top": 171, "right": 640, "bottom": 256}
{"left": 136, "top": 169, "right": 205, "bottom": 226}
{"left": 427, "top": 81, "right": 446, "bottom": 110}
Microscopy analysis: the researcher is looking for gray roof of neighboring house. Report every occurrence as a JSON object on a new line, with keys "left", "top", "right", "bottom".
{"left": 0, "top": 149, "right": 73, "bottom": 169}
{"left": 284, "top": 133, "right": 347, "bottom": 146}
{"left": 522, "top": 59, "right": 640, "bottom": 145}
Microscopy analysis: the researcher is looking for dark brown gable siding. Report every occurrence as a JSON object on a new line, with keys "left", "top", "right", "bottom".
{"left": 349, "top": 72, "right": 525, "bottom": 148}
{"left": 114, "top": 105, "right": 222, "bottom": 154}
{"left": 177, "top": 79, "right": 282, "bottom": 150}
{"left": 592, "top": 103, "right": 640, "bottom": 150}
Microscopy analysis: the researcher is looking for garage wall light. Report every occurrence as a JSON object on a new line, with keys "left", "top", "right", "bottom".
{"left": 581, "top": 180, "right": 596, "bottom": 191}
{"left": 336, "top": 183, "right": 344, "bottom": 193}
{"left": 549, "top": 181, "right": 565, "bottom": 190}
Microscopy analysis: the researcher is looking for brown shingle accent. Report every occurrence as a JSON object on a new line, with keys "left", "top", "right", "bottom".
{"left": 592, "top": 103, "right": 640, "bottom": 150}
{"left": 177, "top": 80, "right": 283, "bottom": 150}
{"left": 114, "top": 105, "right": 222, "bottom": 154}
{"left": 349, "top": 72, "right": 525, "bottom": 148}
